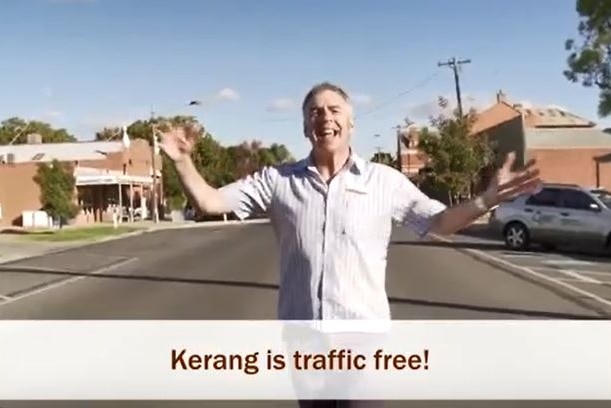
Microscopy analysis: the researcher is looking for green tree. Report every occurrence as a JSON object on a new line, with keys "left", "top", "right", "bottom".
{"left": 416, "top": 102, "right": 493, "bottom": 205}
{"left": 95, "top": 127, "right": 122, "bottom": 141}
{"left": 0, "top": 117, "right": 76, "bottom": 144}
{"left": 370, "top": 152, "right": 398, "bottom": 167}
{"left": 33, "top": 159, "right": 79, "bottom": 227}
{"left": 564, "top": 0, "right": 611, "bottom": 116}
{"left": 93, "top": 117, "right": 296, "bottom": 212}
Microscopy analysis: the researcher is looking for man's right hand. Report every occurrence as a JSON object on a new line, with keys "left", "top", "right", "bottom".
{"left": 156, "top": 122, "right": 230, "bottom": 215}
{"left": 158, "top": 123, "right": 201, "bottom": 163}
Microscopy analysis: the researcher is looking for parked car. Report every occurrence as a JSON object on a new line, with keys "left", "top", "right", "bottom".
{"left": 488, "top": 183, "right": 611, "bottom": 252}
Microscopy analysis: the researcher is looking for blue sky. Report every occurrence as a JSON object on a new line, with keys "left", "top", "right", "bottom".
{"left": 1, "top": 0, "right": 606, "bottom": 159}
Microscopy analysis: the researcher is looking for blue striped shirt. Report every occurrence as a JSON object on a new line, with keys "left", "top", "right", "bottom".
{"left": 220, "top": 152, "right": 446, "bottom": 320}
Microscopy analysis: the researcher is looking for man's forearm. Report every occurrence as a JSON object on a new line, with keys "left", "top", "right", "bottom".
{"left": 174, "top": 158, "right": 228, "bottom": 214}
{"left": 428, "top": 196, "right": 491, "bottom": 236}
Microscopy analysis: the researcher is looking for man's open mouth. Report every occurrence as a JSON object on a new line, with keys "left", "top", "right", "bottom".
{"left": 317, "top": 129, "right": 339, "bottom": 138}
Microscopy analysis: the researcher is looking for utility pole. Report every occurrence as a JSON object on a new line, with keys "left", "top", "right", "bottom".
{"left": 438, "top": 57, "right": 471, "bottom": 117}
{"left": 374, "top": 134, "right": 381, "bottom": 162}
{"left": 150, "top": 109, "right": 159, "bottom": 224}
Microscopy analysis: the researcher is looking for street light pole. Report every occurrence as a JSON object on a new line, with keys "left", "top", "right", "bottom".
{"left": 374, "top": 133, "right": 381, "bottom": 162}
{"left": 150, "top": 110, "right": 159, "bottom": 224}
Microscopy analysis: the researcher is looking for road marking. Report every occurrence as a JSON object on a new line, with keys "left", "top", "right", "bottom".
{"left": 0, "top": 257, "right": 138, "bottom": 308}
{"left": 0, "top": 294, "right": 11, "bottom": 301}
{"left": 500, "top": 253, "right": 541, "bottom": 258}
{"left": 432, "top": 234, "right": 611, "bottom": 309}
{"left": 557, "top": 269, "right": 602, "bottom": 284}
{"left": 541, "top": 259, "right": 594, "bottom": 266}
{"left": 531, "top": 266, "right": 609, "bottom": 275}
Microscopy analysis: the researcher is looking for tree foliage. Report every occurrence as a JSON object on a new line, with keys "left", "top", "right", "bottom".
{"left": 33, "top": 160, "right": 79, "bottom": 227}
{"left": 415, "top": 101, "right": 493, "bottom": 205}
{"left": 565, "top": 0, "right": 611, "bottom": 116}
{"left": 94, "top": 116, "right": 295, "bottom": 210}
{"left": 0, "top": 117, "right": 76, "bottom": 144}
{"left": 370, "top": 152, "right": 398, "bottom": 168}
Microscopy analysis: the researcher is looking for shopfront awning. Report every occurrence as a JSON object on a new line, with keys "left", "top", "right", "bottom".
{"left": 75, "top": 174, "right": 154, "bottom": 186}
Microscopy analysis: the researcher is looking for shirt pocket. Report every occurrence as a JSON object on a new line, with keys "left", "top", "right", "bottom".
{"left": 340, "top": 191, "right": 390, "bottom": 242}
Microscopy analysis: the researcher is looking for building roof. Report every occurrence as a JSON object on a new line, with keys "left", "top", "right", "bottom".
{"left": 470, "top": 102, "right": 521, "bottom": 135}
{"left": 0, "top": 141, "right": 124, "bottom": 164}
{"left": 470, "top": 90, "right": 596, "bottom": 135}
{"left": 515, "top": 105, "right": 595, "bottom": 128}
{"left": 525, "top": 128, "right": 611, "bottom": 149}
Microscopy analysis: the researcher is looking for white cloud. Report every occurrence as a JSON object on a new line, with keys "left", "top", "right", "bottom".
{"left": 43, "top": 110, "right": 63, "bottom": 118}
{"left": 405, "top": 93, "right": 493, "bottom": 121}
{"left": 267, "top": 98, "right": 296, "bottom": 113}
{"left": 352, "top": 94, "right": 373, "bottom": 106}
{"left": 216, "top": 88, "right": 240, "bottom": 102}
{"left": 546, "top": 104, "right": 568, "bottom": 111}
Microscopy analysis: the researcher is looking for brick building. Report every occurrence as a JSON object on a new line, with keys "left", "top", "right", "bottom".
{"left": 0, "top": 138, "right": 162, "bottom": 228}
{"left": 471, "top": 91, "right": 611, "bottom": 190}
{"left": 397, "top": 91, "right": 611, "bottom": 193}
{"left": 396, "top": 125, "right": 427, "bottom": 178}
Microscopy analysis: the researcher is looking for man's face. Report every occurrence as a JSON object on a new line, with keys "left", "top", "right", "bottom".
{"left": 303, "top": 90, "right": 353, "bottom": 154}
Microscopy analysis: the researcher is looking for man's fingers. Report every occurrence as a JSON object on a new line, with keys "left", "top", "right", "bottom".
{"left": 499, "top": 167, "right": 541, "bottom": 191}
{"left": 499, "top": 177, "right": 542, "bottom": 201}
{"left": 502, "top": 151, "right": 516, "bottom": 170}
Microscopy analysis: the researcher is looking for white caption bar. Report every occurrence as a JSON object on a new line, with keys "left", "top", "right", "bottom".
{"left": 0, "top": 320, "right": 610, "bottom": 400}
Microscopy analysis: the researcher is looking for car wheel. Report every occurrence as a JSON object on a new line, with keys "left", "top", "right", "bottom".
{"left": 504, "top": 222, "right": 530, "bottom": 251}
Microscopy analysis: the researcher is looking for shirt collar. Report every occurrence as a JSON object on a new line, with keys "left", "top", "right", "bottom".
{"left": 298, "top": 149, "right": 366, "bottom": 175}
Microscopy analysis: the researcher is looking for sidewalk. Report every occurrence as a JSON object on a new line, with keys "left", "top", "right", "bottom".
{"left": 0, "top": 218, "right": 270, "bottom": 265}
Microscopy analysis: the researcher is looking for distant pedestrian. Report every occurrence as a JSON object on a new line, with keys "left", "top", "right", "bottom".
{"left": 159, "top": 82, "right": 541, "bottom": 407}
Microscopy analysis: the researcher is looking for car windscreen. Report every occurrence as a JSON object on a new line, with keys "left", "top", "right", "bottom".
{"left": 592, "top": 190, "right": 611, "bottom": 208}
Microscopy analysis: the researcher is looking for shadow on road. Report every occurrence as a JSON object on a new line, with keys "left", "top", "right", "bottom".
{"left": 0, "top": 266, "right": 279, "bottom": 298}
{"left": 454, "top": 224, "right": 611, "bottom": 260}
{"left": 392, "top": 240, "right": 506, "bottom": 251}
{"left": 1, "top": 267, "right": 605, "bottom": 320}
{"left": 392, "top": 239, "right": 611, "bottom": 266}
{"left": 387, "top": 296, "right": 606, "bottom": 320}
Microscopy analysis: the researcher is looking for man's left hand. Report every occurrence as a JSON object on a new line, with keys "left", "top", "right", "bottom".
{"left": 482, "top": 152, "right": 542, "bottom": 208}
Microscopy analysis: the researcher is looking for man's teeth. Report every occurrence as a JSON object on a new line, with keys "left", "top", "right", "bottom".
{"left": 321, "top": 130, "right": 336, "bottom": 137}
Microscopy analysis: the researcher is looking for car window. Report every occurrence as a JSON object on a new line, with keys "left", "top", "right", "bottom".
{"left": 525, "top": 188, "right": 561, "bottom": 207}
{"left": 561, "top": 190, "right": 597, "bottom": 210}
{"left": 591, "top": 189, "right": 611, "bottom": 208}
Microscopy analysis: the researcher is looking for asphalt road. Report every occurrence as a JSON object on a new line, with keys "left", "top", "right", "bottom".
{"left": 1, "top": 222, "right": 610, "bottom": 408}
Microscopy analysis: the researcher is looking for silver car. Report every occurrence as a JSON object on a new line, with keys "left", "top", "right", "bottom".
{"left": 488, "top": 183, "right": 611, "bottom": 252}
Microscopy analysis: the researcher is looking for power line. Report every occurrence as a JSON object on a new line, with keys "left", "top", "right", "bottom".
{"left": 260, "top": 71, "right": 442, "bottom": 124}
{"left": 438, "top": 57, "right": 471, "bottom": 117}
{"left": 355, "top": 71, "right": 441, "bottom": 119}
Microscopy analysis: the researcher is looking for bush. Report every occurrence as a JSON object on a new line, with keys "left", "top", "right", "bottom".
{"left": 33, "top": 160, "right": 79, "bottom": 227}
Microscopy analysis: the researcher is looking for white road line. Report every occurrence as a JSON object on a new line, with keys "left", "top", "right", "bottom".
{"left": 557, "top": 269, "right": 602, "bottom": 284}
{"left": 0, "top": 294, "right": 11, "bottom": 301}
{"left": 557, "top": 278, "right": 611, "bottom": 284}
{"left": 500, "top": 253, "right": 541, "bottom": 258}
{"left": 541, "top": 259, "right": 595, "bottom": 267}
{"left": 432, "top": 234, "right": 611, "bottom": 309}
{"left": 0, "top": 257, "right": 139, "bottom": 308}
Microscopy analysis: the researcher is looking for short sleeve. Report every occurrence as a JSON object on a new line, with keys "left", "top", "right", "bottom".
{"left": 391, "top": 175, "right": 447, "bottom": 238}
{"left": 218, "top": 166, "right": 277, "bottom": 220}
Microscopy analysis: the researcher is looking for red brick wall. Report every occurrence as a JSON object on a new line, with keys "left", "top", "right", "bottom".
{"left": 0, "top": 163, "right": 42, "bottom": 227}
{"left": 78, "top": 139, "right": 160, "bottom": 177}
{"left": 527, "top": 148, "right": 611, "bottom": 190}
{"left": 399, "top": 150, "right": 427, "bottom": 176}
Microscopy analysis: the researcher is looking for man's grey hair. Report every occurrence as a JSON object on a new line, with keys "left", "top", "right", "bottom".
{"left": 301, "top": 82, "right": 352, "bottom": 114}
